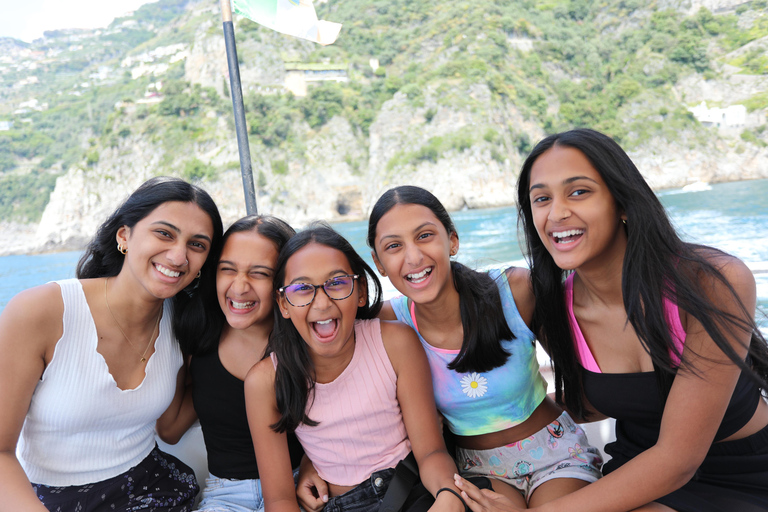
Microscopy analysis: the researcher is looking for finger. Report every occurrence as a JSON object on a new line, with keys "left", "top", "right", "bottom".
{"left": 311, "top": 475, "right": 329, "bottom": 504}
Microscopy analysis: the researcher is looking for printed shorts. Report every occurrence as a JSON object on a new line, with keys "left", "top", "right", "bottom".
{"left": 456, "top": 411, "right": 602, "bottom": 501}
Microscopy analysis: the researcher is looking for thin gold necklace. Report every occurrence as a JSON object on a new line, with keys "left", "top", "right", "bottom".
{"left": 104, "top": 278, "right": 162, "bottom": 363}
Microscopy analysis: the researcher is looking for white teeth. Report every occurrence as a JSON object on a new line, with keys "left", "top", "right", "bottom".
{"left": 552, "top": 229, "right": 584, "bottom": 239}
{"left": 315, "top": 319, "right": 333, "bottom": 325}
{"left": 155, "top": 264, "right": 181, "bottom": 277}
{"left": 231, "top": 300, "right": 254, "bottom": 309}
{"left": 406, "top": 268, "right": 432, "bottom": 283}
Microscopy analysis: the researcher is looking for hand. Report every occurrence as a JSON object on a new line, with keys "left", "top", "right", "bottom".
{"left": 454, "top": 475, "right": 525, "bottom": 512}
{"left": 296, "top": 456, "right": 328, "bottom": 512}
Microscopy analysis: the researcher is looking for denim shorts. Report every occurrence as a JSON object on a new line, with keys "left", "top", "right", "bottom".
{"left": 324, "top": 468, "right": 395, "bottom": 512}
{"left": 195, "top": 473, "right": 264, "bottom": 512}
{"left": 456, "top": 411, "right": 603, "bottom": 501}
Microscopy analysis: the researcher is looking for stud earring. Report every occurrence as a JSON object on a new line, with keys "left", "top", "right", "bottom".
{"left": 117, "top": 244, "right": 127, "bottom": 255}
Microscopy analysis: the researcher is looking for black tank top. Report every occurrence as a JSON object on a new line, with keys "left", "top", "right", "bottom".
{"left": 191, "top": 348, "right": 304, "bottom": 479}
{"left": 584, "top": 368, "right": 761, "bottom": 474}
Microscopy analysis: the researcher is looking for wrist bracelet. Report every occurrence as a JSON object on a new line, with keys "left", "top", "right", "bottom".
{"left": 436, "top": 487, "right": 467, "bottom": 510}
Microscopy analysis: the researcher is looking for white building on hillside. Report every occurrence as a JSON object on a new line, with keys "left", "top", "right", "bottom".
{"left": 688, "top": 101, "right": 747, "bottom": 128}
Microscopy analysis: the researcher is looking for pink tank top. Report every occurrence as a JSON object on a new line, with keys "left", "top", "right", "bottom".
{"left": 564, "top": 274, "right": 686, "bottom": 372}
{"left": 272, "top": 318, "right": 411, "bottom": 486}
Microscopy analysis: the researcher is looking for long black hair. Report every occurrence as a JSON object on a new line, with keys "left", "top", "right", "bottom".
{"left": 516, "top": 128, "right": 768, "bottom": 420}
{"left": 174, "top": 214, "right": 296, "bottom": 356}
{"left": 77, "top": 176, "right": 223, "bottom": 282}
{"left": 271, "top": 223, "right": 383, "bottom": 433}
{"left": 367, "top": 185, "right": 513, "bottom": 374}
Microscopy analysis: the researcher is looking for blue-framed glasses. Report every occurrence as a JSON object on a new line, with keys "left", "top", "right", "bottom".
{"left": 279, "top": 274, "right": 359, "bottom": 307}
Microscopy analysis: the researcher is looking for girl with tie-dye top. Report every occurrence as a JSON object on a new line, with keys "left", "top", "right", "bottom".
{"left": 297, "top": 186, "right": 602, "bottom": 510}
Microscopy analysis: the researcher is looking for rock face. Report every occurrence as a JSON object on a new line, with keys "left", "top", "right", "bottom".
{"left": 13, "top": 78, "right": 766, "bottom": 258}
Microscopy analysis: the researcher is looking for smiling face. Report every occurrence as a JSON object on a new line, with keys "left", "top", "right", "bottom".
{"left": 528, "top": 145, "right": 627, "bottom": 272}
{"left": 371, "top": 203, "right": 459, "bottom": 305}
{"left": 117, "top": 201, "right": 214, "bottom": 299}
{"left": 277, "top": 243, "right": 366, "bottom": 361}
{"left": 216, "top": 231, "right": 279, "bottom": 332}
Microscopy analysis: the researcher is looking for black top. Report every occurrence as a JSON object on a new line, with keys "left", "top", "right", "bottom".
{"left": 191, "top": 348, "right": 304, "bottom": 479}
{"left": 583, "top": 368, "right": 761, "bottom": 473}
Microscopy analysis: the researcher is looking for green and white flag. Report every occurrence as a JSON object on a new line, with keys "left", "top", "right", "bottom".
{"left": 232, "top": 0, "right": 342, "bottom": 45}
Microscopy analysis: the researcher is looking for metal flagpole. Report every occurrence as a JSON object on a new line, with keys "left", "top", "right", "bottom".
{"left": 220, "top": 0, "right": 257, "bottom": 214}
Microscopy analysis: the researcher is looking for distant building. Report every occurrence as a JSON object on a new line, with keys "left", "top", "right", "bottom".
{"left": 0, "top": 121, "right": 13, "bottom": 131}
{"left": 688, "top": 101, "right": 747, "bottom": 128}
{"left": 284, "top": 62, "right": 348, "bottom": 97}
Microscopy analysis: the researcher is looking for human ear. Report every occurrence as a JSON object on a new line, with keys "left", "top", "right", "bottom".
{"left": 449, "top": 231, "right": 459, "bottom": 257}
{"left": 357, "top": 278, "right": 368, "bottom": 307}
{"left": 276, "top": 292, "right": 291, "bottom": 319}
{"left": 116, "top": 226, "right": 130, "bottom": 247}
{"left": 371, "top": 251, "right": 387, "bottom": 277}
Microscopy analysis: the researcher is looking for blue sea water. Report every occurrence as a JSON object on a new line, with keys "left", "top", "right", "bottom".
{"left": 1, "top": 179, "right": 767, "bottom": 325}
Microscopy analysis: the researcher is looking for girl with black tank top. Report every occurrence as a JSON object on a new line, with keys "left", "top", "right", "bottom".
{"left": 456, "top": 129, "right": 768, "bottom": 512}
{"left": 166, "top": 215, "right": 304, "bottom": 511}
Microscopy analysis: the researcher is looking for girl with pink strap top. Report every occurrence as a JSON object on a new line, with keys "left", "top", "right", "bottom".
{"left": 456, "top": 129, "right": 768, "bottom": 512}
{"left": 245, "top": 225, "right": 466, "bottom": 512}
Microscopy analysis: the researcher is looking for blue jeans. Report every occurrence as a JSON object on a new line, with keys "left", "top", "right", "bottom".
{"left": 324, "top": 468, "right": 395, "bottom": 512}
{"left": 196, "top": 473, "right": 264, "bottom": 512}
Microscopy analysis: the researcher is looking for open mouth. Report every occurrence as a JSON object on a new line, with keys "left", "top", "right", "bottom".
{"left": 551, "top": 229, "right": 584, "bottom": 245}
{"left": 229, "top": 299, "right": 256, "bottom": 311}
{"left": 155, "top": 263, "right": 182, "bottom": 278}
{"left": 405, "top": 267, "right": 432, "bottom": 284}
{"left": 312, "top": 318, "right": 339, "bottom": 342}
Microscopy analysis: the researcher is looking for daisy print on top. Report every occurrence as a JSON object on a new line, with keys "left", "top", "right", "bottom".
{"left": 460, "top": 373, "right": 488, "bottom": 398}
{"left": 390, "top": 268, "right": 548, "bottom": 437}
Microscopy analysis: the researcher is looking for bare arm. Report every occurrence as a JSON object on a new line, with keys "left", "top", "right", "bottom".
{"left": 155, "top": 356, "right": 197, "bottom": 444}
{"left": 381, "top": 320, "right": 465, "bottom": 512}
{"left": 462, "top": 256, "right": 760, "bottom": 512}
{"left": 0, "top": 284, "right": 64, "bottom": 511}
{"left": 245, "top": 359, "right": 301, "bottom": 512}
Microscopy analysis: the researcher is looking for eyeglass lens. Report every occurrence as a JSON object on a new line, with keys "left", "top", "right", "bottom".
{"left": 283, "top": 275, "right": 356, "bottom": 306}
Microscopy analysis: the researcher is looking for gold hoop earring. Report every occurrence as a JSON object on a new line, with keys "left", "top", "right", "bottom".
{"left": 622, "top": 219, "right": 627, "bottom": 225}
{"left": 117, "top": 244, "right": 127, "bottom": 255}
{"left": 197, "top": 271, "right": 202, "bottom": 279}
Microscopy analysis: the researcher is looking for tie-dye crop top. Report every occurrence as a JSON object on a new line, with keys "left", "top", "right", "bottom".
{"left": 391, "top": 268, "right": 547, "bottom": 436}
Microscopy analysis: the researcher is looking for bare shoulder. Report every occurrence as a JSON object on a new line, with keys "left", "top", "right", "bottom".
{"left": 244, "top": 356, "right": 277, "bottom": 393}
{"left": 378, "top": 300, "right": 397, "bottom": 321}
{"left": 0, "top": 282, "right": 64, "bottom": 351}
{"left": 380, "top": 319, "right": 425, "bottom": 373}
{"left": 695, "top": 250, "right": 755, "bottom": 301}
{"left": 380, "top": 319, "right": 421, "bottom": 348}
{"left": 504, "top": 266, "right": 535, "bottom": 327}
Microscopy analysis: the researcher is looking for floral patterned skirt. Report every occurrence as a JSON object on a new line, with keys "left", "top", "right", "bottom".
{"left": 32, "top": 446, "right": 199, "bottom": 512}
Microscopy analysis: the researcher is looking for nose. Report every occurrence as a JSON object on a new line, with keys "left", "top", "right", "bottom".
{"left": 547, "top": 195, "right": 570, "bottom": 222}
{"left": 404, "top": 243, "right": 423, "bottom": 267}
{"left": 167, "top": 242, "right": 188, "bottom": 268}
{"left": 232, "top": 273, "right": 250, "bottom": 295}
{"left": 311, "top": 285, "right": 333, "bottom": 310}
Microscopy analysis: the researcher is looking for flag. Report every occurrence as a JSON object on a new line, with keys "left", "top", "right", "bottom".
{"left": 232, "top": 0, "right": 342, "bottom": 45}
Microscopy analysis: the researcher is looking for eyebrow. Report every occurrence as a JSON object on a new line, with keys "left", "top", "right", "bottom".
{"left": 529, "top": 175, "right": 599, "bottom": 192}
{"left": 288, "top": 269, "right": 350, "bottom": 284}
{"left": 378, "top": 222, "right": 438, "bottom": 243}
{"left": 152, "top": 221, "right": 212, "bottom": 243}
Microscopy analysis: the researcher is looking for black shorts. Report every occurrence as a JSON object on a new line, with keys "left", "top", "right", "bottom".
{"left": 33, "top": 446, "right": 199, "bottom": 512}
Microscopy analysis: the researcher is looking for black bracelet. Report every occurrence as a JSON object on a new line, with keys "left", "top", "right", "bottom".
{"left": 436, "top": 487, "right": 468, "bottom": 510}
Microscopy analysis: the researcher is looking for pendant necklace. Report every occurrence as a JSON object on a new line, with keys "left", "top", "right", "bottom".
{"left": 104, "top": 278, "right": 162, "bottom": 363}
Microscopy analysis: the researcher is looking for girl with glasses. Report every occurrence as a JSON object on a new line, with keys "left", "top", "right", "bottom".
{"left": 161, "top": 215, "right": 305, "bottom": 511}
{"left": 328, "top": 185, "right": 600, "bottom": 511}
{"left": 244, "top": 224, "right": 468, "bottom": 512}
{"left": 458, "top": 129, "right": 768, "bottom": 511}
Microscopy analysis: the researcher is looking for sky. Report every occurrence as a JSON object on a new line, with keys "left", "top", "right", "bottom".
{"left": 0, "top": 0, "right": 158, "bottom": 43}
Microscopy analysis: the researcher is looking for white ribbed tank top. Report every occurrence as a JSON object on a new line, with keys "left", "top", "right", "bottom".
{"left": 17, "top": 279, "right": 182, "bottom": 486}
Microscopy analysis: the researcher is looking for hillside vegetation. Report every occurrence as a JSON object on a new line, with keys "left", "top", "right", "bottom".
{"left": 1, "top": 0, "right": 767, "bottom": 223}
